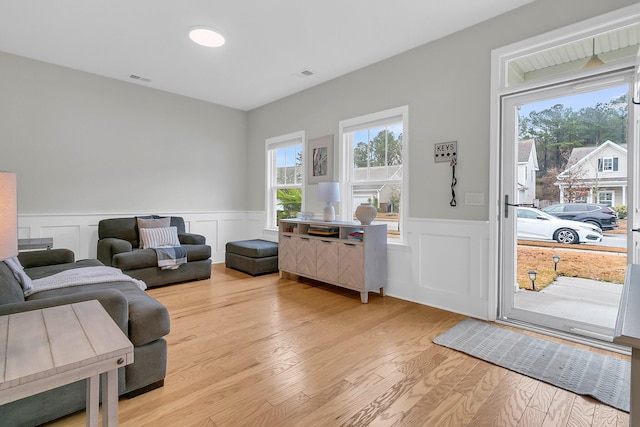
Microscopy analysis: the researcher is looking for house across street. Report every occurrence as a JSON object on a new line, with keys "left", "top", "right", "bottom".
{"left": 556, "top": 140, "right": 627, "bottom": 207}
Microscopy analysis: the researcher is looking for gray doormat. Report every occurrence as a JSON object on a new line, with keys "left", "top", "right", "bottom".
{"left": 433, "top": 318, "right": 630, "bottom": 412}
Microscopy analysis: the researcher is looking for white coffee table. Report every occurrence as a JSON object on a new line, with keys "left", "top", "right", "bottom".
{"left": 0, "top": 299, "right": 134, "bottom": 426}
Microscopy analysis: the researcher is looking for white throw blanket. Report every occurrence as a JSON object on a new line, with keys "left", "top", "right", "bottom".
{"left": 25, "top": 266, "right": 147, "bottom": 297}
{"left": 3, "top": 256, "right": 33, "bottom": 291}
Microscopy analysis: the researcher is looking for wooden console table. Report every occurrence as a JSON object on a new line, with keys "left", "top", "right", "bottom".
{"left": 278, "top": 219, "right": 387, "bottom": 303}
{"left": 0, "top": 300, "right": 133, "bottom": 426}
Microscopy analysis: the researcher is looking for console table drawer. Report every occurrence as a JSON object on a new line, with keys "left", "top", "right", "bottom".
{"left": 338, "top": 242, "right": 364, "bottom": 289}
{"left": 279, "top": 235, "right": 297, "bottom": 272}
{"left": 316, "top": 240, "right": 339, "bottom": 283}
{"left": 296, "top": 237, "right": 316, "bottom": 277}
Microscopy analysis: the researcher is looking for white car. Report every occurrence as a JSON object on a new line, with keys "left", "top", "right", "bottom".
{"left": 517, "top": 207, "right": 602, "bottom": 244}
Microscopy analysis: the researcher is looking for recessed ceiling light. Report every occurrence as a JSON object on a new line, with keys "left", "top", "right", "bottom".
{"left": 189, "top": 27, "right": 225, "bottom": 48}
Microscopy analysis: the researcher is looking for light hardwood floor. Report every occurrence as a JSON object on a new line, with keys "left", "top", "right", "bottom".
{"left": 48, "top": 264, "right": 629, "bottom": 427}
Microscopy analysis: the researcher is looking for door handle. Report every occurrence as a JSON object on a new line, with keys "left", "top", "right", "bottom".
{"left": 632, "top": 229, "right": 640, "bottom": 232}
{"left": 504, "top": 195, "right": 521, "bottom": 218}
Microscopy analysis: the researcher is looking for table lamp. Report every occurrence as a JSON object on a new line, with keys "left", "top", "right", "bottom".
{"left": 317, "top": 181, "right": 340, "bottom": 222}
{"left": 0, "top": 172, "right": 17, "bottom": 261}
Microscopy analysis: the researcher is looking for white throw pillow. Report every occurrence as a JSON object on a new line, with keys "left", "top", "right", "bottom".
{"left": 139, "top": 227, "right": 181, "bottom": 249}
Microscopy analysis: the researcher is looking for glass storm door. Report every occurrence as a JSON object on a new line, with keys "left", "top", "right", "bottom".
{"left": 500, "top": 72, "right": 633, "bottom": 342}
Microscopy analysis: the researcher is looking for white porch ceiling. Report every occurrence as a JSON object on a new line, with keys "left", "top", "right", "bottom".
{"left": 509, "top": 23, "right": 640, "bottom": 80}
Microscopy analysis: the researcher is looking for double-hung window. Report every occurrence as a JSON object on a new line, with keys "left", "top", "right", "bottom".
{"left": 265, "top": 131, "right": 304, "bottom": 229}
{"left": 598, "top": 157, "right": 618, "bottom": 172}
{"left": 339, "top": 106, "right": 408, "bottom": 242}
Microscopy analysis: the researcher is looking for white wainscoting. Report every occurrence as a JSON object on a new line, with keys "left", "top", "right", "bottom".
{"left": 395, "top": 218, "right": 491, "bottom": 320}
{"left": 257, "top": 215, "right": 492, "bottom": 320}
{"left": 22, "top": 212, "right": 493, "bottom": 319}
{"left": 255, "top": 215, "right": 491, "bottom": 319}
{"left": 18, "top": 211, "right": 263, "bottom": 264}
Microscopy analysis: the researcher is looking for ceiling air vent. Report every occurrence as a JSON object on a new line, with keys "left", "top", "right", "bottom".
{"left": 296, "top": 69, "right": 315, "bottom": 77}
{"left": 129, "top": 74, "right": 151, "bottom": 83}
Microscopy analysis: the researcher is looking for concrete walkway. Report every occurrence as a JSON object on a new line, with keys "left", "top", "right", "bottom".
{"left": 514, "top": 277, "right": 623, "bottom": 329}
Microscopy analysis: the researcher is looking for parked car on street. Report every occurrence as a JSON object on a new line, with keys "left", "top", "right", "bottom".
{"left": 541, "top": 203, "right": 618, "bottom": 230}
{"left": 517, "top": 207, "right": 603, "bottom": 244}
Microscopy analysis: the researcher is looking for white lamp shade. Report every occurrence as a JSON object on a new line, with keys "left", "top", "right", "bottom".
{"left": 0, "top": 172, "right": 17, "bottom": 260}
{"left": 317, "top": 182, "right": 341, "bottom": 203}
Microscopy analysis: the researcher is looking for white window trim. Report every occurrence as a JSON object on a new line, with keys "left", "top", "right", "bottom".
{"left": 265, "top": 131, "right": 305, "bottom": 230}
{"left": 598, "top": 191, "right": 614, "bottom": 206}
{"left": 339, "top": 105, "right": 409, "bottom": 243}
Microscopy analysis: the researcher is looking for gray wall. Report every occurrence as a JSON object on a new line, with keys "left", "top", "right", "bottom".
{"left": 246, "top": 0, "right": 636, "bottom": 221}
{"left": 0, "top": 52, "right": 248, "bottom": 214}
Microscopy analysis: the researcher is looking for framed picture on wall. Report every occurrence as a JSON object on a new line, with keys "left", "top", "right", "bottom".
{"left": 307, "top": 134, "right": 334, "bottom": 184}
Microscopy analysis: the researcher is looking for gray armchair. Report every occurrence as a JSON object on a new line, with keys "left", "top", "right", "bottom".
{"left": 97, "top": 216, "right": 212, "bottom": 287}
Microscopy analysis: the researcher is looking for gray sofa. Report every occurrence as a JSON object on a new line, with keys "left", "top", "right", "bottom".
{"left": 97, "top": 216, "right": 212, "bottom": 287}
{"left": 0, "top": 249, "right": 170, "bottom": 426}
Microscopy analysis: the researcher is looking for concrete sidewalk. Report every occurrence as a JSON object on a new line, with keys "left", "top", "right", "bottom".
{"left": 514, "top": 277, "right": 623, "bottom": 329}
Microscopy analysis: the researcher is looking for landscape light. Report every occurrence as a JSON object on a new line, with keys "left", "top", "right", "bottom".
{"left": 527, "top": 270, "right": 537, "bottom": 291}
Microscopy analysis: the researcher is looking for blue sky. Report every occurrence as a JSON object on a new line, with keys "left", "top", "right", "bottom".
{"left": 276, "top": 145, "right": 301, "bottom": 168}
{"left": 519, "top": 85, "right": 628, "bottom": 117}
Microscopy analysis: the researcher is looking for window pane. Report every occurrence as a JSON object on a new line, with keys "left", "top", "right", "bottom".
{"left": 276, "top": 188, "right": 302, "bottom": 224}
{"left": 369, "top": 126, "right": 386, "bottom": 167}
{"left": 276, "top": 145, "right": 303, "bottom": 185}
{"left": 351, "top": 123, "right": 402, "bottom": 183}
{"left": 387, "top": 129, "right": 403, "bottom": 167}
{"left": 276, "top": 148, "right": 287, "bottom": 185}
{"left": 353, "top": 129, "right": 370, "bottom": 170}
{"left": 351, "top": 183, "right": 401, "bottom": 239}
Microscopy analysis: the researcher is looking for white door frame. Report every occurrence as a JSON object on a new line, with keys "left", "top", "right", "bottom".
{"left": 631, "top": 48, "right": 640, "bottom": 264}
{"left": 489, "top": 4, "right": 640, "bottom": 321}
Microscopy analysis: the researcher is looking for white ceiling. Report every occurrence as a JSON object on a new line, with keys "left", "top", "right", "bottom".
{"left": 0, "top": 0, "right": 535, "bottom": 111}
